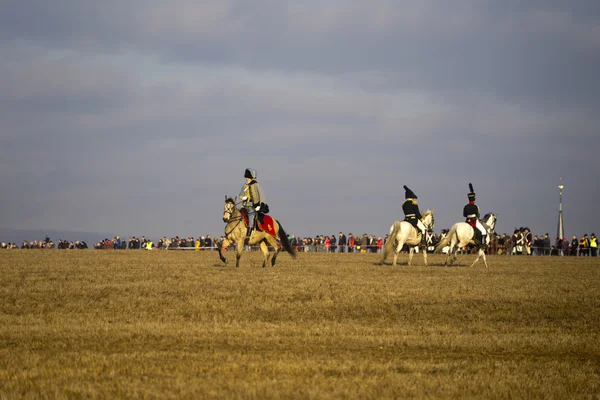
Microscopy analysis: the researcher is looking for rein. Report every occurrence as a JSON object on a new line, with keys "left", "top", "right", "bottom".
{"left": 426, "top": 215, "right": 434, "bottom": 230}
{"left": 223, "top": 202, "right": 246, "bottom": 237}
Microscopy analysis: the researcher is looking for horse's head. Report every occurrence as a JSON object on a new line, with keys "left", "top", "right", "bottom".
{"left": 423, "top": 209, "right": 435, "bottom": 230}
{"left": 223, "top": 196, "right": 237, "bottom": 222}
{"left": 482, "top": 213, "right": 498, "bottom": 233}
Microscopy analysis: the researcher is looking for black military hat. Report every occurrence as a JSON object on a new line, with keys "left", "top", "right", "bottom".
{"left": 468, "top": 183, "right": 476, "bottom": 201}
{"left": 244, "top": 168, "right": 257, "bottom": 179}
{"left": 403, "top": 185, "right": 417, "bottom": 199}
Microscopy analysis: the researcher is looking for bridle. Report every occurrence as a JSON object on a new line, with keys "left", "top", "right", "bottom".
{"left": 223, "top": 199, "right": 245, "bottom": 237}
{"left": 481, "top": 213, "right": 497, "bottom": 234}
{"left": 425, "top": 213, "right": 434, "bottom": 231}
{"left": 422, "top": 212, "right": 434, "bottom": 232}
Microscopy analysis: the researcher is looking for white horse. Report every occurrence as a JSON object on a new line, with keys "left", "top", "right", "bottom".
{"left": 380, "top": 210, "right": 435, "bottom": 266}
{"left": 434, "top": 213, "right": 498, "bottom": 268}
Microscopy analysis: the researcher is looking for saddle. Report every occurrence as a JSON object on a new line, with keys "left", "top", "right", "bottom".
{"left": 404, "top": 217, "right": 423, "bottom": 238}
{"left": 240, "top": 209, "right": 277, "bottom": 238}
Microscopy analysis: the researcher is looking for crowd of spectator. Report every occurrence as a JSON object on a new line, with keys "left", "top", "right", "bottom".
{"left": 489, "top": 229, "right": 598, "bottom": 257}
{"left": 2, "top": 230, "right": 597, "bottom": 257}
{"left": 0, "top": 236, "right": 89, "bottom": 250}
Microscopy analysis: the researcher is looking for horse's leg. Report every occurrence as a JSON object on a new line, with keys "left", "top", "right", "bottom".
{"left": 258, "top": 240, "right": 271, "bottom": 268}
{"left": 422, "top": 246, "right": 428, "bottom": 267}
{"left": 444, "top": 240, "right": 454, "bottom": 266}
{"left": 469, "top": 247, "right": 484, "bottom": 268}
{"left": 218, "top": 238, "right": 231, "bottom": 264}
{"left": 476, "top": 248, "right": 489, "bottom": 268}
{"left": 408, "top": 247, "right": 414, "bottom": 267}
{"left": 380, "top": 245, "right": 388, "bottom": 265}
{"left": 393, "top": 240, "right": 403, "bottom": 266}
{"left": 266, "top": 235, "right": 280, "bottom": 266}
{"left": 446, "top": 240, "right": 459, "bottom": 266}
{"left": 235, "top": 240, "right": 244, "bottom": 268}
{"left": 451, "top": 244, "right": 460, "bottom": 265}
{"left": 444, "top": 245, "right": 451, "bottom": 266}
{"left": 380, "top": 247, "right": 388, "bottom": 265}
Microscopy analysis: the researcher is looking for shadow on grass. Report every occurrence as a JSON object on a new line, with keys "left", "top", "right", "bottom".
{"left": 375, "top": 261, "right": 468, "bottom": 268}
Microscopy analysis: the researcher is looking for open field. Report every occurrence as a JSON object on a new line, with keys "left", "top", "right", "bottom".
{"left": 1, "top": 250, "right": 599, "bottom": 399}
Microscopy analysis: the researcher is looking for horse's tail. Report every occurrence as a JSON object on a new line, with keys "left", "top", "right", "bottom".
{"left": 277, "top": 221, "right": 297, "bottom": 259}
{"left": 382, "top": 221, "right": 401, "bottom": 261}
{"left": 434, "top": 224, "right": 457, "bottom": 253}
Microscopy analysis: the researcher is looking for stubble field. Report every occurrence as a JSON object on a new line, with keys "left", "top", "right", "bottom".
{"left": 1, "top": 250, "right": 599, "bottom": 399}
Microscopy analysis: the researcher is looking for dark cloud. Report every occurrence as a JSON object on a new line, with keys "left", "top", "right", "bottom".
{"left": 2, "top": 1, "right": 599, "bottom": 109}
{"left": 1, "top": 1, "right": 598, "bottom": 240}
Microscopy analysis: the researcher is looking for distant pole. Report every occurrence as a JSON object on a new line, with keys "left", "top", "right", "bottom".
{"left": 557, "top": 179, "right": 564, "bottom": 255}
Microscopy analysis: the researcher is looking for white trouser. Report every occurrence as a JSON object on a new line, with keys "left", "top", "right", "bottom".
{"left": 475, "top": 220, "right": 486, "bottom": 238}
{"left": 417, "top": 219, "right": 426, "bottom": 236}
{"left": 246, "top": 209, "right": 255, "bottom": 228}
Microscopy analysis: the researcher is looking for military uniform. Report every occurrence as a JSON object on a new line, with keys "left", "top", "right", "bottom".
{"left": 239, "top": 168, "right": 268, "bottom": 240}
{"left": 463, "top": 183, "right": 486, "bottom": 246}
{"left": 402, "top": 185, "right": 426, "bottom": 242}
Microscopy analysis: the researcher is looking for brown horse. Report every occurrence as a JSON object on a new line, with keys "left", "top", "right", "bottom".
{"left": 218, "top": 196, "right": 296, "bottom": 267}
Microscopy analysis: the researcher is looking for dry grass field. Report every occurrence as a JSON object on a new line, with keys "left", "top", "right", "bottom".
{"left": 1, "top": 250, "right": 599, "bottom": 399}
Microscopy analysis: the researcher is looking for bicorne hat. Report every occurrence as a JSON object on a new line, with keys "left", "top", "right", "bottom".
{"left": 244, "top": 168, "right": 257, "bottom": 179}
{"left": 403, "top": 185, "right": 417, "bottom": 199}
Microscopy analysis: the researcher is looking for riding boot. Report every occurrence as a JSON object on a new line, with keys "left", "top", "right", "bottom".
{"left": 245, "top": 226, "right": 253, "bottom": 245}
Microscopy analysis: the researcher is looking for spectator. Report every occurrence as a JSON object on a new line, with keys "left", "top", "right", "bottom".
{"left": 532, "top": 235, "right": 540, "bottom": 255}
{"left": 348, "top": 233, "right": 355, "bottom": 253}
{"left": 360, "top": 234, "right": 368, "bottom": 254}
{"left": 337, "top": 232, "right": 346, "bottom": 253}
{"left": 365, "top": 235, "right": 373, "bottom": 253}
{"left": 590, "top": 233, "right": 597, "bottom": 257}
{"left": 562, "top": 237, "right": 569, "bottom": 256}
{"left": 305, "top": 236, "right": 313, "bottom": 252}
{"left": 555, "top": 237, "right": 564, "bottom": 256}
{"left": 579, "top": 234, "right": 590, "bottom": 256}
{"left": 542, "top": 234, "right": 551, "bottom": 256}
{"left": 570, "top": 235, "right": 578, "bottom": 256}
{"left": 324, "top": 236, "right": 330, "bottom": 252}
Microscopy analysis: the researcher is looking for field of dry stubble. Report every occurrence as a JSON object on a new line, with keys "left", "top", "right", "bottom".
{"left": 1, "top": 249, "right": 599, "bottom": 399}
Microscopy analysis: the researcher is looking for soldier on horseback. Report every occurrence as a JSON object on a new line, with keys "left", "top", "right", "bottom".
{"left": 239, "top": 168, "right": 268, "bottom": 242}
{"left": 463, "top": 183, "right": 487, "bottom": 247}
{"left": 402, "top": 185, "right": 426, "bottom": 244}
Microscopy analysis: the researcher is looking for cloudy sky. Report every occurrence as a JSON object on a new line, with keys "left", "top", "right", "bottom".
{"left": 1, "top": 0, "right": 598, "bottom": 241}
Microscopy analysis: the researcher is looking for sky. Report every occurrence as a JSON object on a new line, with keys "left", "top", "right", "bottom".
{"left": 1, "top": 0, "right": 599, "bottom": 241}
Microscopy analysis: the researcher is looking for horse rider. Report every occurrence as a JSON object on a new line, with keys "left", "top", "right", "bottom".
{"left": 402, "top": 185, "right": 426, "bottom": 244}
{"left": 239, "top": 168, "right": 267, "bottom": 241}
{"left": 463, "top": 183, "right": 487, "bottom": 246}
